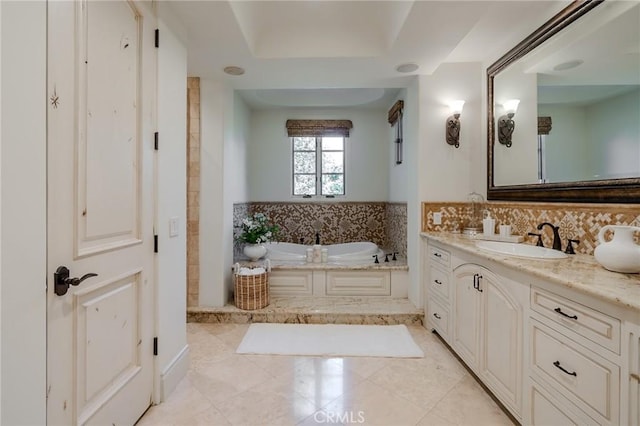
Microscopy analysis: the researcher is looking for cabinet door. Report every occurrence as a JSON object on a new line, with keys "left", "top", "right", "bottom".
{"left": 480, "top": 270, "right": 522, "bottom": 416}
{"left": 623, "top": 322, "right": 640, "bottom": 426}
{"left": 453, "top": 264, "right": 482, "bottom": 369}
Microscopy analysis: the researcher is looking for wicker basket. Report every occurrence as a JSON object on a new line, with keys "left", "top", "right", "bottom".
{"left": 233, "top": 262, "right": 270, "bottom": 310}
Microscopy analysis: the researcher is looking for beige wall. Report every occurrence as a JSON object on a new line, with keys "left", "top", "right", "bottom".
{"left": 187, "top": 77, "right": 200, "bottom": 307}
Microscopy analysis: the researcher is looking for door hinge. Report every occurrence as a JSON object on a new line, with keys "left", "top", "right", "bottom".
{"left": 154, "top": 29, "right": 159, "bottom": 48}
{"left": 154, "top": 132, "right": 159, "bottom": 150}
{"left": 154, "top": 234, "right": 158, "bottom": 253}
{"left": 153, "top": 337, "right": 158, "bottom": 356}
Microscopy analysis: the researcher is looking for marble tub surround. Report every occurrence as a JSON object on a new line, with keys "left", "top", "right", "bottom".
{"left": 234, "top": 202, "right": 407, "bottom": 257}
{"left": 187, "top": 296, "right": 423, "bottom": 326}
{"left": 422, "top": 201, "right": 640, "bottom": 255}
{"left": 239, "top": 260, "right": 408, "bottom": 271}
{"left": 236, "top": 251, "right": 408, "bottom": 271}
{"left": 421, "top": 232, "right": 640, "bottom": 312}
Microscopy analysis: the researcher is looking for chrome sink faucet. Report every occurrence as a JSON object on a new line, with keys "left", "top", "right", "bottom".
{"left": 537, "top": 222, "right": 562, "bottom": 251}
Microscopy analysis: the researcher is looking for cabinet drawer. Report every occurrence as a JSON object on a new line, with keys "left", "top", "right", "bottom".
{"left": 530, "top": 319, "right": 619, "bottom": 423}
{"left": 531, "top": 286, "right": 620, "bottom": 354}
{"left": 529, "top": 379, "right": 598, "bottom": 426}
{"left": 428, "top": 245, "right": 450, "bottom": 268}
{"left": 427, "top": 297, "right": 449, "bottom": 338}
{"left": 429, "top": 266, "right": 450, "bottom": 301}
{"left": 270, "top": 270, "right": 313, "bottom": 295}
{"left": 326, "top": 271, "right": 390, "bottom": 296}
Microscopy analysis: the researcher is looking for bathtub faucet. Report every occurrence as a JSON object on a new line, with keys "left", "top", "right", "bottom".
{"left": 315, "top": 232, "right": 320, "bottom": 245}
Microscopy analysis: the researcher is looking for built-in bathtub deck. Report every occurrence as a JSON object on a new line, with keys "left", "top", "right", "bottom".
{"left": 187, "top": 296, "right": 424, "bottom": 325}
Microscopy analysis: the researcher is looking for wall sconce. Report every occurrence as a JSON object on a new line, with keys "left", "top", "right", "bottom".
{"left": 497, "top": 99, "right": 520, "bottom": 148}
{"left": 445, "top": 100, "right": 465, "bottom": 148}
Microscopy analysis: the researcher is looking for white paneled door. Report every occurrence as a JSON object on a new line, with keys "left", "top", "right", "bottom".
{"left": 47, "top": 1, "right": 156, "bottom": 425}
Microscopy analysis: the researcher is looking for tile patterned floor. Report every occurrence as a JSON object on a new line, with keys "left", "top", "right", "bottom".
{"left": 136, "top": 323, "right": 514, "bottom": 426}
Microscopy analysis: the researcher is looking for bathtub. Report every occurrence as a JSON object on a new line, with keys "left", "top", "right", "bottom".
{"left": 265, "top": 241, "right": 385, "bottom": 263}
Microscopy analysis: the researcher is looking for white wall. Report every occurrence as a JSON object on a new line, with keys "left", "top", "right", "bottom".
{"left": 419, "top": 63, "right": 484, "bottom": 201}
{"left": 492, "top": 62, "right": 538, "bottom": 186}
{"left": 539, "top": 88, "right": 640, "bottom": 182}
{"left": 247, "top": 108, "right": 390, "bottom": 202}
{"left": 156, "top": 3, "right": 188, "bottom": 401}
{"left": 388, "top": 89, "right": 409, "bottom": 203}
{"left": 587, "top": 88, "right": 640, "bottom": 179}
{"left": 538, "top": 104, "right": 590, "bottom": 182}
{"left": 222, "top": 93, "right": 251, "bottom": 302}
{"left": 199, "top": 79, "right": 232, "bottom": 306}
{"left": 0, "top": 2, "right": 47, "bottom": 424}
{"left": 401, "top": 78, "right": 421, "bottom": 306}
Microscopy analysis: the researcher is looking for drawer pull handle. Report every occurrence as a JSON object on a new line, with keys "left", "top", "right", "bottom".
{"left": 434, "top": 279, "right": 443, "bottom": 285}
{"left": 433, "top": 313, "right": 441, "bottom": 319}
{"left": 554, "top": 307, "right": 578, "bottom": 320}
{"left": 473, "top": 274, "right": 483, "bottom": 292}
{"left": 434, "top": 253, "right": 442, "bottom": 258}
{"left": 553, "top": 361, "right": 577, "bottom": 377}
{"left": 631, "top": 373, "right": 640, "bottom": 382}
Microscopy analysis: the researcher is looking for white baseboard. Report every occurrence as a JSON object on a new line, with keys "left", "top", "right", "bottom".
{"left": 160, "top": 344, "right": 190, "bottom": 402}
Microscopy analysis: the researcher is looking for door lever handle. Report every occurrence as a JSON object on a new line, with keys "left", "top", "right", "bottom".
{"left": 54, "top": 266, "right": 98, "bottom": 296}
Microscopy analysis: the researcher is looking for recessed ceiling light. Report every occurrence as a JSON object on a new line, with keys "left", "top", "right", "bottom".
{"left": 395, "top": 63, "right": 419, "bottom": 73}
{"left": 553, "top": 60, "right": 584, "bottom": 71}
{"left": 223, "top": 66, "right": 245, "bottom": 76}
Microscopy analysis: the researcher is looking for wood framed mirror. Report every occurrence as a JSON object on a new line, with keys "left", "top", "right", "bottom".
{"left": 487, "top": 0, "right": 640, "bottom": 203}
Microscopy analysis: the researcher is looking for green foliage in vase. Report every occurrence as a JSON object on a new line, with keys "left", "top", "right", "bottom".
{"left": 236, "top": 213, "right": 279, "bottom": 244}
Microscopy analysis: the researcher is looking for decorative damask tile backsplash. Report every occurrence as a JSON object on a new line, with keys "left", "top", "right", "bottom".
{"left": 422, "top": 201, "right": 640, "bottom": 255}
{"left": 234, "top": 202, "right": 407, "bottom": 256}
{"left": 387, "top": 203, "right": 408, "bottom": 256}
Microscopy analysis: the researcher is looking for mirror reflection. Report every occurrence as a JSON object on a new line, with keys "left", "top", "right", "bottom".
{"left": 492, "top": 1, "right": 640, "bottom": 187}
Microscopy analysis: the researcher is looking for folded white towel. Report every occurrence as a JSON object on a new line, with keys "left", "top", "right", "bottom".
{"left": 238, "top": 267, "right": 266, "bottom": 276}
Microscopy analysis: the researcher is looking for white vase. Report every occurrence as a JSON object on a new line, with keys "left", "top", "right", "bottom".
{"left": 594, "top": 225, "right": 640, "bottom": 273}
{"left": 243, "top": 244, "right": 267, "bottom": 261}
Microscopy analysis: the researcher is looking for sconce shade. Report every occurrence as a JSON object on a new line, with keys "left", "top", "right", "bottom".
{"left": 503, "top": 99, "right": 520, "bottom": 114}
{"left": 449, "top": 100, "right": 465, "bottom": 115}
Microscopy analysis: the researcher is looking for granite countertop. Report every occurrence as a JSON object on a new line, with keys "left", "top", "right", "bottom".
{"left": 421, "top": 232, "right": 640, "bottom": 312}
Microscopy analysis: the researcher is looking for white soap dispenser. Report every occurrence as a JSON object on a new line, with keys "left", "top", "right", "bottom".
{"left": 482, "top": 210, "right": 496, "bottom": 236}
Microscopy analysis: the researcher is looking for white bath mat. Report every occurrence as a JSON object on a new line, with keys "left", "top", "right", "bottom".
{"left": 236, "top": 323, "right": 424, "bottom": 358}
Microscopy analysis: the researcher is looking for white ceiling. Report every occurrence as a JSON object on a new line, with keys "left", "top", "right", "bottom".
{"left": 165, "top": 0, "right": 572, "bottom": 108}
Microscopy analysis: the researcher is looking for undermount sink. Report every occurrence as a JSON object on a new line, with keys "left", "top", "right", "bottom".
{"left": 475, "top": 241, "right": 568, "bottom": 259}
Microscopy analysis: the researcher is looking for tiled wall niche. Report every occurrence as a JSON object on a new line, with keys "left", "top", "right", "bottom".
{"left": 235, "top": 202, "right": 408, "bottom": 256}
{"left": 422, "top": 201, "right": 640, "bottom": 255}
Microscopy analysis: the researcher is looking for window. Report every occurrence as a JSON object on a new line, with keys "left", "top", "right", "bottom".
{"left": 292, "top": 136, "right": 345, "bottom": 196}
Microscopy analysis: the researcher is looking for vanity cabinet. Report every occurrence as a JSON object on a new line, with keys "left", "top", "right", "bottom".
{"left": 452, "top": 263, "right": 525, "bottom": 419}
{"left": 423, "top": 239, "right": 526, "bottom": 420}
{"left": 424, "top": 243, "right": 452, "bottom": 340}
{"left": 422, "top": 234, "right": 639, "bottom": 426}
{"left": 622, "top": 321, "right": 640, "bottom": 425}
{"left": 526, "top": 285, "right": 624, "bottom": 425}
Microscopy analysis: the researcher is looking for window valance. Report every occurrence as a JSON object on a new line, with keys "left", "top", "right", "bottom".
{"left": 538, "top": 116, "right": 552, "bottom": 135}
{"left": 387, "top": 100, "right": 404, "bottom": 126}
{"left": 286, "top": 119, "right": 353, "bottom": 137}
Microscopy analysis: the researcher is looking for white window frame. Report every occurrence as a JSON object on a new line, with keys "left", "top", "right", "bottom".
{"left": 292, "top": 136, "right": 345, "bottom": 197}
